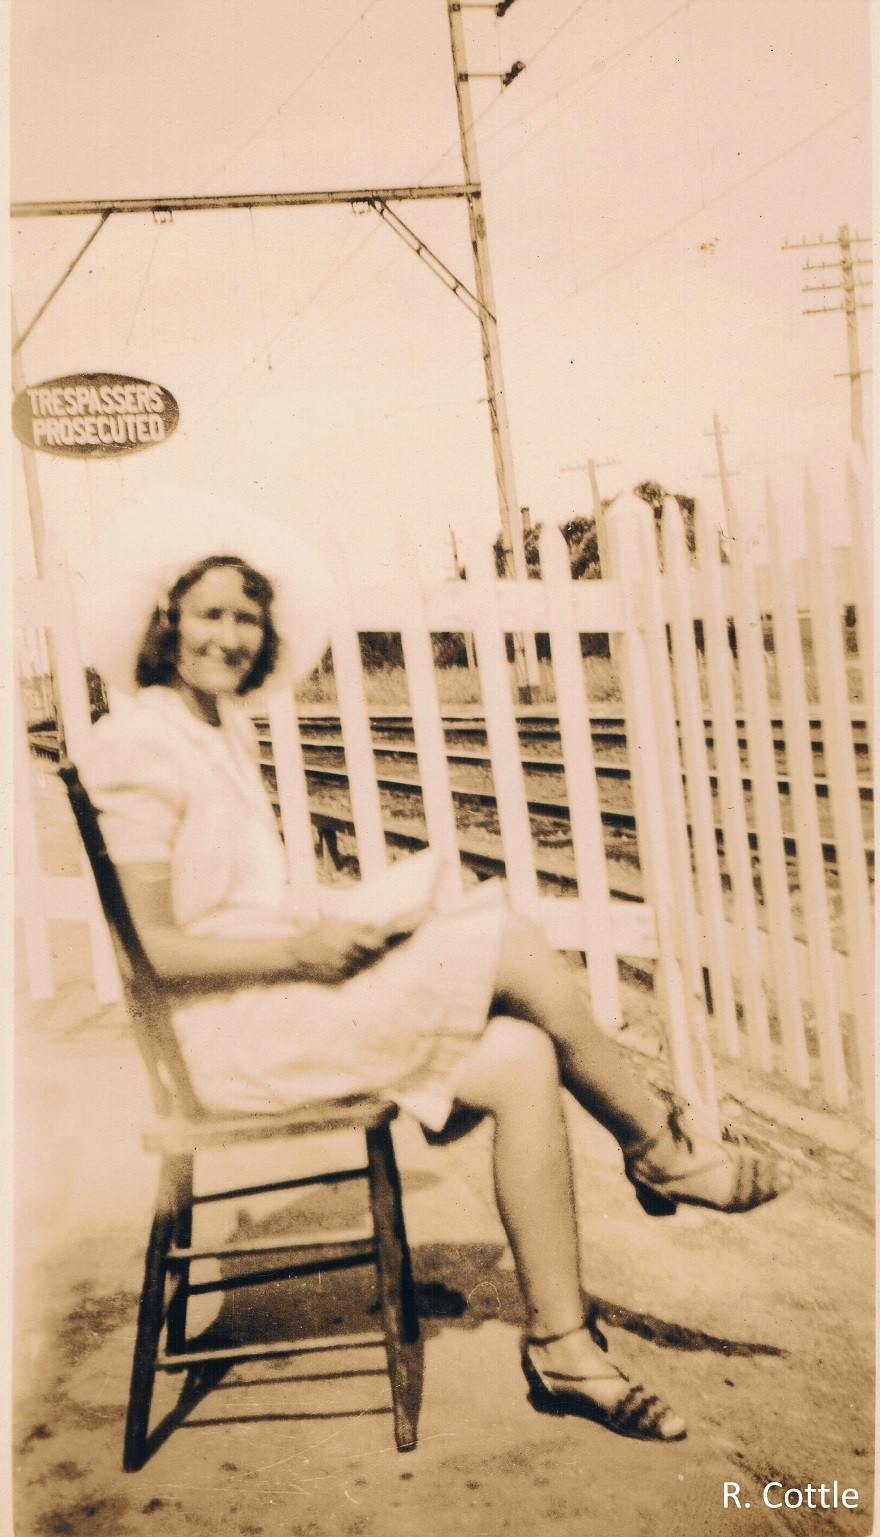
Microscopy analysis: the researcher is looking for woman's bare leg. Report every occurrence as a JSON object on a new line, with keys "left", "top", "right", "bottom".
{"left": 451, "top": 1013, "right": 684, "bottom": 1428}
{"left": 451, "top": 1014, "right": 584, "bottom": 1338}
{"left": 491, "top": 910, "right": 666, "bottom": 1150}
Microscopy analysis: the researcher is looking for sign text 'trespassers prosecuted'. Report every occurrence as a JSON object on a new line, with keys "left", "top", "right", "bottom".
{"left": 12, "top": 373, "right": 179, "bottom": 458}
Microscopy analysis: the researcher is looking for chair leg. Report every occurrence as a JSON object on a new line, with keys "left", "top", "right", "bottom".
{"left": 165, "top": 1155, "right": 194, "bottom": 1356}
{"left": 365, "top": 1122, "right": 422, "bottom": 1452}
{"left": 123, "top": 1157, "right": 183, "bottom": 1472}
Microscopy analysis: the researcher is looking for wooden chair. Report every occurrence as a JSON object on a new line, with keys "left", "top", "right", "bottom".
{"left": 59, "top": 759, "right": 422, "bottom": 1471}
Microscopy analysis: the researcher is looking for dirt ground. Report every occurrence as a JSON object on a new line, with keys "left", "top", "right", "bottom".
{"left": 11, "top": 781, "right": 876, "bottom": 1537}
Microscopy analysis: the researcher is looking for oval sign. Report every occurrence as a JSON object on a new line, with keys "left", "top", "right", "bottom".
{"left": 12, "top": 373, "right": 179, "bottom": 458}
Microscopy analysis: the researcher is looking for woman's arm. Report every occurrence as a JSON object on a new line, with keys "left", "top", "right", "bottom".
{"left": 116, "top": 862, "right": 390, "bottom": 988}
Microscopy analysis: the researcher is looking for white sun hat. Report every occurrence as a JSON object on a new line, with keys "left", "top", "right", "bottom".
{"left": 72, "top": 485, "right": 335, "bottom": 694}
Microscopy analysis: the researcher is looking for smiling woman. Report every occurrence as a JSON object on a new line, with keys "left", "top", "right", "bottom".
{"left": 134, "top": 557, "right": 279, "bottom": 725}
{"left": 71, "top": 484, "right": 790, "bottom": 1448}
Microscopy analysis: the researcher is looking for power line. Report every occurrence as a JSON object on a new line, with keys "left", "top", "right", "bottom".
{"left": 193, "top": 0, "right": 385, "bottom": 194}
{"left": 501, "top": 92, "right": 871, "bottom": 344}
{"left": 414, "top": 0, "right": 601, "bottom": 185}
{"left": 525, "top": 0, "right": 593, "bottom": 73}
{"left": 476, "top": 0, "right": 691, "bottom": 166}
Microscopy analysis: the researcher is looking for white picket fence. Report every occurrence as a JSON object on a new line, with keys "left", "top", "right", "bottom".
{"left": 14, "top": 458, "right": 874, "bottom": 1123}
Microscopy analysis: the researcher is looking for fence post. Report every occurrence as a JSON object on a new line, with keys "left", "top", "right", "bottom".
{"left": 765, "top": 480, "right": 847, "bottom": 1108}
{"left": 539, "top": 524, "right": 621, "bottom": 1029}
{"left": 694, "top": 498, "right": 773, "bottom": 1070}
{"left": 604, "top": 495, "right": 718, "bottom": 1125}
{"left": 803, "top": 468, "right": 873, "bottom": 1112}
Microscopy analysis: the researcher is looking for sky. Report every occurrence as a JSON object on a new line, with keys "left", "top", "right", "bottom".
{"left": 8, "top": 0, "right": 873, "bottom": 581}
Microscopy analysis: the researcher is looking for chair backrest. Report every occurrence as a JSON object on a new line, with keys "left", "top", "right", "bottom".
{"left": 59, "top": 758, "right": 205, "bottom": 1120}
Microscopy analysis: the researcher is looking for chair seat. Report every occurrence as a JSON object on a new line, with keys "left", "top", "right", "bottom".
{"left": 141, "top": 1095, "right": 398, "bottom": 1155}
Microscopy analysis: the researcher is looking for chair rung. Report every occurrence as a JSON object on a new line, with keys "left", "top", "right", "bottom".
{"left": 169, "top": 1230, "right": 374, "bottom": 1262}
{"left": 192, "top": 1166, "right": 368, "bottom": 1205}
{"left": 143, "top": 1100, "right": 396, "bottom": 1155}
{"left": 156, "top": 1331, "right": 386, "bottom": 1370}
{"left": 187, "top": 1246, "right": 377, "bottom": 1295}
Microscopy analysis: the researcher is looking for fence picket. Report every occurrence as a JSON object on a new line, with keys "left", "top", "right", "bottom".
{"left": 540, "top": 525, "right": 621, "bottom": 1028}
{"left": 662, "top": 499, "right": 740, "bottom": 1057}
{"left": 395, "top": 536, "right": 463, "bottom": 901}
{"left": 765, "top": 481, "right": 847, "bottom": 1108}
{"left": 724, "top": 495, "right": 810, "bottom": 1088}
{"left": 329, "top": 548, "right": 388, "bottom": 881}
{"left": 803, "top": 470, "right": 874, "bottom": 1110}
{"left": 604, "top": 495, "right": 717, "bottom": 1122}
{"left": 267, "top": 690, "right": 321, "bottom": 922}
{"left": 694, "top": 498, "right": 773, "bottom": 1069}
{"left": 462, "top": 533, "right": 540, "bottom": 907}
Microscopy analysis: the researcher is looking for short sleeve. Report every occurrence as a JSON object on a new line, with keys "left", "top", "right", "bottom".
{"left": 80, "top": 709, "right": 186, "bottom": 865}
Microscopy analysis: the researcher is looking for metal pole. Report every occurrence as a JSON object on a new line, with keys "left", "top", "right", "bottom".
{"left": 447, "top": 0, "right": 539, "bottom": 699}
{"left": 13, "top": 212, "right": 111, "bottom": 354}
{"left": 11, "top": 185, "right": 479, "bottom": 219}
{"left": 11, "top": 300, "right": 67, "bottom": 753}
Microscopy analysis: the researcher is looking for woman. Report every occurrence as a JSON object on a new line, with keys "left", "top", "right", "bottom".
{"left": 80, "top": 488, "right": 788, "bottom": 1446}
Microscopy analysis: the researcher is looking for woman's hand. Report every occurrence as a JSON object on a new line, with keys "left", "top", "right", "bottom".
{"left": 115, "top": 862, "right": 391, "bottom": 989}
{"left": 289, "top": 918, "right": 390, "bottom": 984}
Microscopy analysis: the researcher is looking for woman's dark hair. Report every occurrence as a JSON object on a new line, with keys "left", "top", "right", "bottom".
{"left": 135, "top": 555, "right": 280, "bottom": 693}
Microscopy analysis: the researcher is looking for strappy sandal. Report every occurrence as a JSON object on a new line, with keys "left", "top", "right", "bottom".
{"left": 522, "top": 1316, "right": 687, "bottom": 1443}
{"left": 624, "top": 1102, "right": 791, "bottom": 1216}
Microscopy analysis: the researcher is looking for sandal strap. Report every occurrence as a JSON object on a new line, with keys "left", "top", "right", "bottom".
{"left": 626, "top": 1105, "right": 787, "bottom": 1212}
{"left": 608, "top": 1384, "right": 674, "bottom": 1437}
{"left": 528, "top": 1307, "right": 608, "bottom": 1354}
{"left": 526, "top": 1323, "right": 590, "bottom": 1349}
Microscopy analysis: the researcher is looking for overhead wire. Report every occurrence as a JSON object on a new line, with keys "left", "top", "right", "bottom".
{"left": 249, "top": 209, "right": 273, "bottom": 371}
{"left": 685, "top": 1, "right": 706, "bottom": 214}
{"left": 190, "top": 0, "right": 743, "bottom": 482}
{"left": 524, "top": 0, "right": 593, "bottom": 73}
{"left": 121, "top": 221, "right": 164, "bottom": 363}
{"left": 476, "top": 1, "right": 691, "bottom": 170}
{"left": 417, "top": 0, "right": 598, "bottom": 182}
{"left": 357, "top": 90, "right": 872, "bottom": 427}
{"left": 501, "top": 93, "right": 873, "bottom": 342}
{"left": 157, "top": 6, "right": 866, "bottom": 489}
{"left": 193, "top": 0, "right": 385, "bottom": 193}
{"left": 198, "top": 217, "right": 385, "bottom": 473}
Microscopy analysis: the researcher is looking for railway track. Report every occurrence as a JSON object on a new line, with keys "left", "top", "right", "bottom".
{"left": 262, "top": 711, "right": 874, "bottom": 863}
{"left": 29, "top": 708, "right": 874, "bottom": 872}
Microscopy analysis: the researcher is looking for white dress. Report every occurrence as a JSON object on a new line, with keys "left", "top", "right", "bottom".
{"left": 81, "top": 687, "right": 508, "bottom": 1130}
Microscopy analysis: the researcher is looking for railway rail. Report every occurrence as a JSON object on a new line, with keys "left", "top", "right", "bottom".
{"left": 29, "top": 707, "right": 874, "bottom": 873}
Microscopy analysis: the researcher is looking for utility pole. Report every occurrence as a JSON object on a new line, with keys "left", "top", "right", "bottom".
{"left": 561, "top": 457, "right": 620, "bottom": 575}
{"left": 447, "top": 1, "right": 539, "bottom": 701}
{"left": 450, "top": 527, "right": 479, "bottom": 672}
{"left": 783, "top": 225, "right": 872, "bottom": 449}
{"left": 703, "top": 412, "right": 740, "bottom": 549}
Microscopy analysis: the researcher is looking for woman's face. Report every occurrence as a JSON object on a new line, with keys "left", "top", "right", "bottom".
{"left": 174, "top": 566, "right": 266, "bottom": 699}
